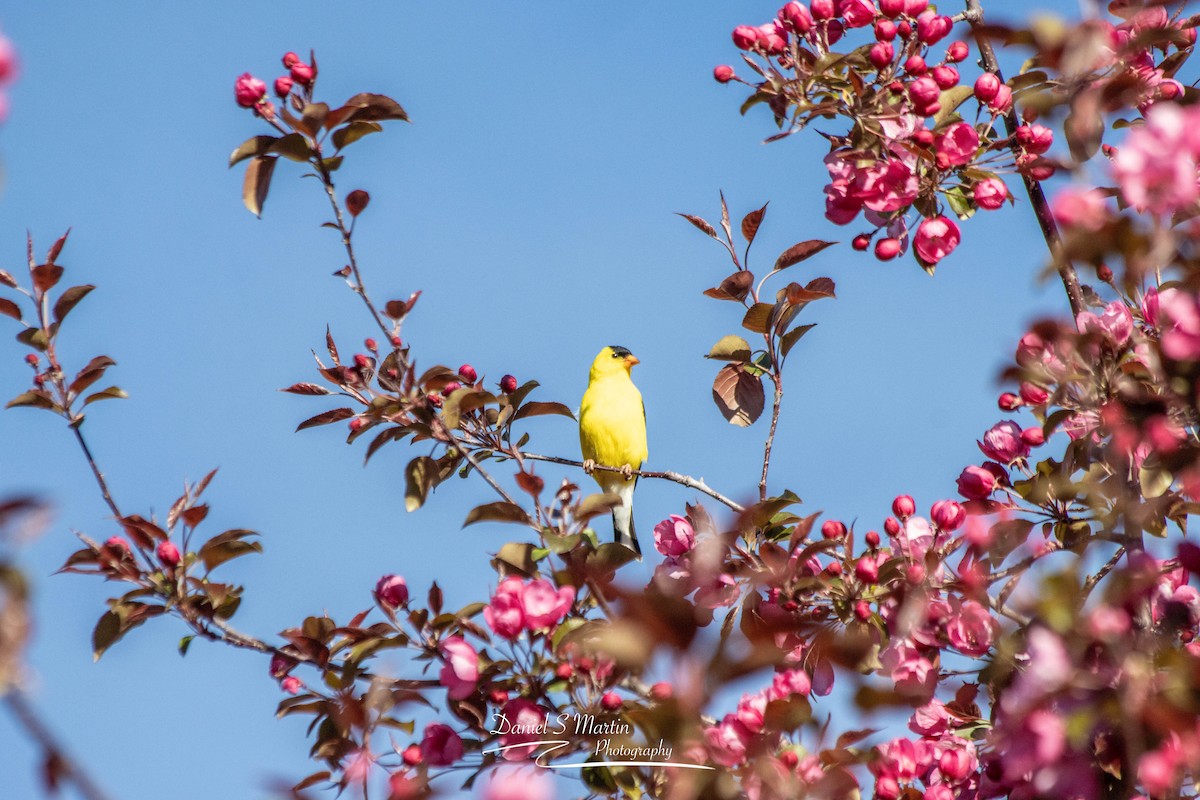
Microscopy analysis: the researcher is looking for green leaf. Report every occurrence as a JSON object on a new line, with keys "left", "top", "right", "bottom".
{"left": 83, "top": 386, "right": 128, "bottom": 406}
{"left": 932, "top": 86, "right": 974, "bottom": 128}
{"left": 742, "top": 303, "right": 773, "bottom": 334}
{"left": 229, "top": 135, "right": 279, "bottom": 167}
{"left": 780, "top": 324, "right": 817, "bottom": 360}
{"left": 242, "top": 155, "right": 278, "bottom": 218}
{"left": 463, "top": 502, "right": 532, "bottom": 527}
{"left": 269, "top": 132, "right": 313, "bottom": 162}
{"left": 6, "top": 390, "right": 55, "bottom": 410}
{"left": 53, "top": 284, "right": 95, "bottom": 324}
{"left": 705, "top": 335, "right": 752, "bottom": 362}
{"left": 92, "top": 609, "right": 123, "bottom": 661}
{"left": 575, "top": 493, "right": 622, "bottom": 524}
{"left": 404, "top": 456, "right": 438, "bottom": 512}
{"left": 332, "top": 120, "right": 383, "bottom": 150}
{"left": 178, "top": 635, "right": 195, "bottom": 657}
{"left": 492, "top": 542, "right": 537, "bottom": 576}
{"left": 15, "top": 327, "right": 49, "bottom": 351}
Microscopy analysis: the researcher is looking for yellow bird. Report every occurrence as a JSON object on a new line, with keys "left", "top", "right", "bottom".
{"left": 579, "top": 345, "right": 648, "bottom": 556}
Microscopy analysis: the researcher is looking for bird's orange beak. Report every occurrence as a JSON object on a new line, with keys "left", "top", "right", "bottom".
{"left": 624, "top": 354, "right": 640, "bottom": 368}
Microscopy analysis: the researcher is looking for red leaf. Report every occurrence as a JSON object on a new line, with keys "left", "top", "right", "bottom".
{"left": 774, "top": 240, "right": 836, "bottom": 271}
{"left": 677, "top": 213, "right": 717, "bottom": 238}
{"left": 741, "top": 202, "right": 769, "bottom": 243}
{"left": 712, "top": 364, "right": 765, "bottom": 427}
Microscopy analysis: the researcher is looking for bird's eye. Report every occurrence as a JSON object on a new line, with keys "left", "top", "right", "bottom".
{"left": 611, "top": 352, "right": 621, "bottom": 358}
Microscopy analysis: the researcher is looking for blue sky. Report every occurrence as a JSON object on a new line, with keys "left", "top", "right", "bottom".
{"left": 1, "top": 2, "right": 1082, "bottom": 797}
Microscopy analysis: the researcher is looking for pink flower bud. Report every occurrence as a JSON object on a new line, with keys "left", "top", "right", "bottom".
{"left": 0, "top": 36, "right": 17, "bottom": 84}
{"left": 865, "top": 530, "right": 881, "bottom": 548}
{"left": 879, "top": 0, "right": 906, "bottom": 17}
{"left": 651, "top": 682, "right": 673, "bottom": 700}
{"left": 852, "top": 234, "right": 871, "bottom": 251}
{"left": 364, "top": 338, "right": 378, "bottom": 352}
{"left": 978, "top": 420, "right": 1029, "bottom": 463}
{"left": 821, "top": 519, "right": 847, "bottom": 539}
{"left": 904, "top": 0, "right": 928, "bottom": 14}
{"left": 1021, "top": 426, "right": 1045, "bottom": 447}
{"left": 780, "top": 2, "right": 814, "bottom": 33}
{"left": 500, "top": 374, "right": 518, "bottom": 393}
{"left": 931, "top": 65, "right": 959, "bottom": 89}
{"left": 105, "top": 536, "right": 131, "bottom": 556}
{"left": 290, "top": 62, "right": 315, "bottom": 86}
{"left": 811, "top": 0, "right": 836, "bottom": 19}
{"left": 946, "top": 41, "right": 969, "bottom": 62}
{"left": 391, "top": 335, "right": 403, "bottom": 347}
{"left": 402, "top": 744, "right": 422, "bottom": 766}
{"left": 930, "top": 500, "right": 965, "bottom": 531}
{"left": 855, "top": 556, "right": 879, "bottom": 583}
{"left": 274, "top": 76, "right": 293, "bottom": 98}
{"left": 892, "top": 495, "right": 916, "bottom": 518}
{"left": 854, "top": 600, "right": 873, "bottom": 620}
{"left": 870, "top": 42, "right": 895, "bottom": 68}
{"left": 956, "top": 466, "right": 996, "bottom": 500}
{"left": 713, "top": 65, "right": 736, "bottom": 83}
{"left": 939, "top": 748, "right": 973, "bottom": 782}
{"left": 904, "top": 55, "right": 928, "bottom": 75}
{"left": 24, "top": 354, "right": 38, "bottom": 366}
{"left": 376, "top": 574, "right": 410, "bottom": 607}
{"left": 998, "top": 392, "right": 1022, "bottom": 411}
{"left": 281, "top": 676, "right": 303, "bottom": 694}
{"left": 916, "top": 12, "right": 952, "bottom": 44}
{"left": 906, "top": 562, "right": 926, "bottom": 582}
{"left": 1015, "top": 123, "right": 1053, "bottom": 154}
{"left": 234, "top": 73, "right": 267, "bottom": 108}
{"left": 601, "top": 691, "right": 623, "bottom": 711}
{"left": 989, "top": 84, "right": 1013, "bottom": 113}
{"left": 157, "top": 540, "right": 181, "bottom": 567}
{"left": 457, "top": 364, "right": 478, "bottom": 383}
{"left": 875, "top": 238, "right": 902, "bottom": 260}
{"left": 973, "top": 178, "right": 1008, "bottom": 210}
{"left": 913, "top": 215, "right": 961, "bottom": 265}
{"left": 420, "top": 723, "right": 464, "bottom": 767}
{"left": 1019, "top": 382, "right": 1049, "bottom": 404}
{"left": 353, "top": 353, "right": 371, "bottom": 369}
{"left": 825, "top": 19, "right": 845, "bottom": 43}
{"left": 732, "top": 25, "right": 762, "bottom": 49}
{"left": 909, "top": 76, "right": 940, "bottom": 106}
{"left": 282, "top": 52, "right": 301, "bottom": 68}
{"left": 884, "top": 516, "right": 901, "bottom": 536}
{"left": 443, "top": 381, "right": 462, "bottom": 395}
{"left": 973, "top": 73, "right": 1000, "bottom": 103}
{"left": 875, "top": 19, "right": 897, "bottom": 40}
{"left": 825, "top": 560, "right": 843, "bottom": 576}
{"left": 897, "top": 20, "right": 912, "bottom": 37}
{"left": 913, "top": 128, "right": 934, "bottom": 146}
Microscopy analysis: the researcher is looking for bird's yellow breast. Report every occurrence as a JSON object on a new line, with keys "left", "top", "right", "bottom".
{"left": 579, "top": 375, "right": 648, "bottom": 471}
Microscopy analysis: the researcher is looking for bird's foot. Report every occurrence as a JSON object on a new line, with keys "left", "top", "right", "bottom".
{"left": 620, "top": 464, "right": 635, "bottom": 480}
{"left": 582, "top": 458, "right": 597, "bottom": 476}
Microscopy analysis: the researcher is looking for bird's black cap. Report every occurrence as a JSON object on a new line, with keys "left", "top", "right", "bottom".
{"left": 609, "top": 345, "right": 632, "bottom": 358}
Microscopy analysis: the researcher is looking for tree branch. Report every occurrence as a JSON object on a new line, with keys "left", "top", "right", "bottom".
{"left": 963, "top": 0, "right": 1085, "bottom": 317}
{"left": 516, "top": 452, "right": 745, "bottom": 513}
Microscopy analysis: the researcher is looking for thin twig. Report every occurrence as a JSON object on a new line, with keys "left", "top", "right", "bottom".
{"left": 759, "top": 374, "right": 783, "bottom": 503}
{"left": 4, "top": 690, "right": 112, "bottom": 800}
{"left": 516, "top": 452, "right": 746, "bottom": 513}
{"left": 70, "top": 427, "right": 122, "bottom": 520}
{"left": 963, "top": 0, "right": 1085, "bottom": 317}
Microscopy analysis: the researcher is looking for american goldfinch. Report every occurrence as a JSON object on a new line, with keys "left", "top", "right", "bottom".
{"left": 579, "top": 346, "right": 648, "bottom": 556}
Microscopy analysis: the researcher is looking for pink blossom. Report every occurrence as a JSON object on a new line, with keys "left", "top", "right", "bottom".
{"left": 497, "top": 699, "right": 548, "bottom": 760}
{"left": 705, "top": 715, "right": 753, "bottom": 766}
{"left": 860, "top": 156, "right": 920, "bottom": 213}
{"left": 931, "top": 65, "right": 959, "bottom": 89}
{"left": 757, "top": 21, "right": 789, "bottom": 55}
{"left": 375, "top": 574, "right": 409, "bottom": 608}
{"left": 1158, "top": 288, "right": 1200, "bottom": 361}
{"left": 895, "top": 516, "right": 934, "bottom": 561}
{"left": 839, "top": 0, "right": 877, "bottom": 28}
{"left": 438, "top": 636, "right": 479, "bottom": 700}
{"left": 234, "top": 73, "right": 267, "bottom": 108}
{"left": 768, "top": 668, "right": 812, "bottom": 699}
{"left": 909, "top": 699, "right": 952, "bottom": 736}
{"left": 484, "top": 577, "right": 527, "bottom": 639}
{"left": 732, "top": 25, "right": 762, "bottom": 50}
{"left": 973, "top": 177, "right": 1008, "bottom": 210}
{"left": 956, "top": 465, "right": 996, "bottom": 500}
{"left": 1139, "top": 743, "right": 1182, "bottom": 798}
{"left": 695, "top": 573, "right": 739, "bottom": 608}
{"left": 654, "top": 514, "right": 696, "bottom": 557}
{"left": 779, "top": 2, "right": 814, "bottom": 33}
{"left": 1001, "top": 627, "right": 1072, "bottom": 715}
{"left": 713, "top": 65, "right": 735, "bottom": 83}
{"left": 1076, "top": 300, "right": 1133, "bottom": 346}
{"left": 281, "top": 675, "right": 303, "bottom": 694}
{"left": 1051, "top": 186, "right": 1109, "bottom": 230}
{"left": 945, "top": 600, "right": 994, "bottom": 656}
{"left": 483, "top": 766, "right": 554, "bottom": 800}
{"left": 934, "top": 122, "right": 979, "bottom": 168}
{"left": 989, "top": 84, "right": 1013, "bottom": 113}
{"left": 1000, "top": 709, "right": 1065, "bottom": 781}
{"left": 916, "top": 11, "right": 952, "bottom": 44}
{"left": 908, "top": 75, "right": 940, "bottom": 108}
{"left": 1142, "top": 287, "right": 1160, "bottom": 327}
{"left": 274, "top": 76, "right": 294, "bottom": 97}
{"left": 735, "top": 690, "right": 769, "bottom": 733}
{"left": 1063, "top": 409, "right": 1101, "bottom": 441}
{"left": 1015, "top": 124, "right": 1053, "bottom": 154}
{"left": 979, "top": 420, "right": 1029, "bottom": 463}
{"left": 653, "top": 556, "right": 693, "bottom": 593}
{"left": 1113, "top": 103, "right": 1200, "bottom": 214}
{"left": 876, "top": 737, "right": 924, "bottom": 782}
{"left": 973, "top": 73, "right": 1000, "bottom": 103}
{"left": 913, "top": 216, "right": 961, "bottom": 265}
{"left": 521, "top": 579, "right": 575, "bottom": 631}
{"left": 341, "top": 748, "right": 375, "bottom": 784}
{"left": 930, "top": 500, "right": 965, "bottom": 532}
{"left": 419, "top": 723, "right": 463, "bottom": 766}
{"left": 881, "top": 640, "right": 938, "bottom": 695}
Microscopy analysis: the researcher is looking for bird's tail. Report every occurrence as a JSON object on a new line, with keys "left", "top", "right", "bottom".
{"left": 610, "top": 478, "right": 641, "bottom": 558}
